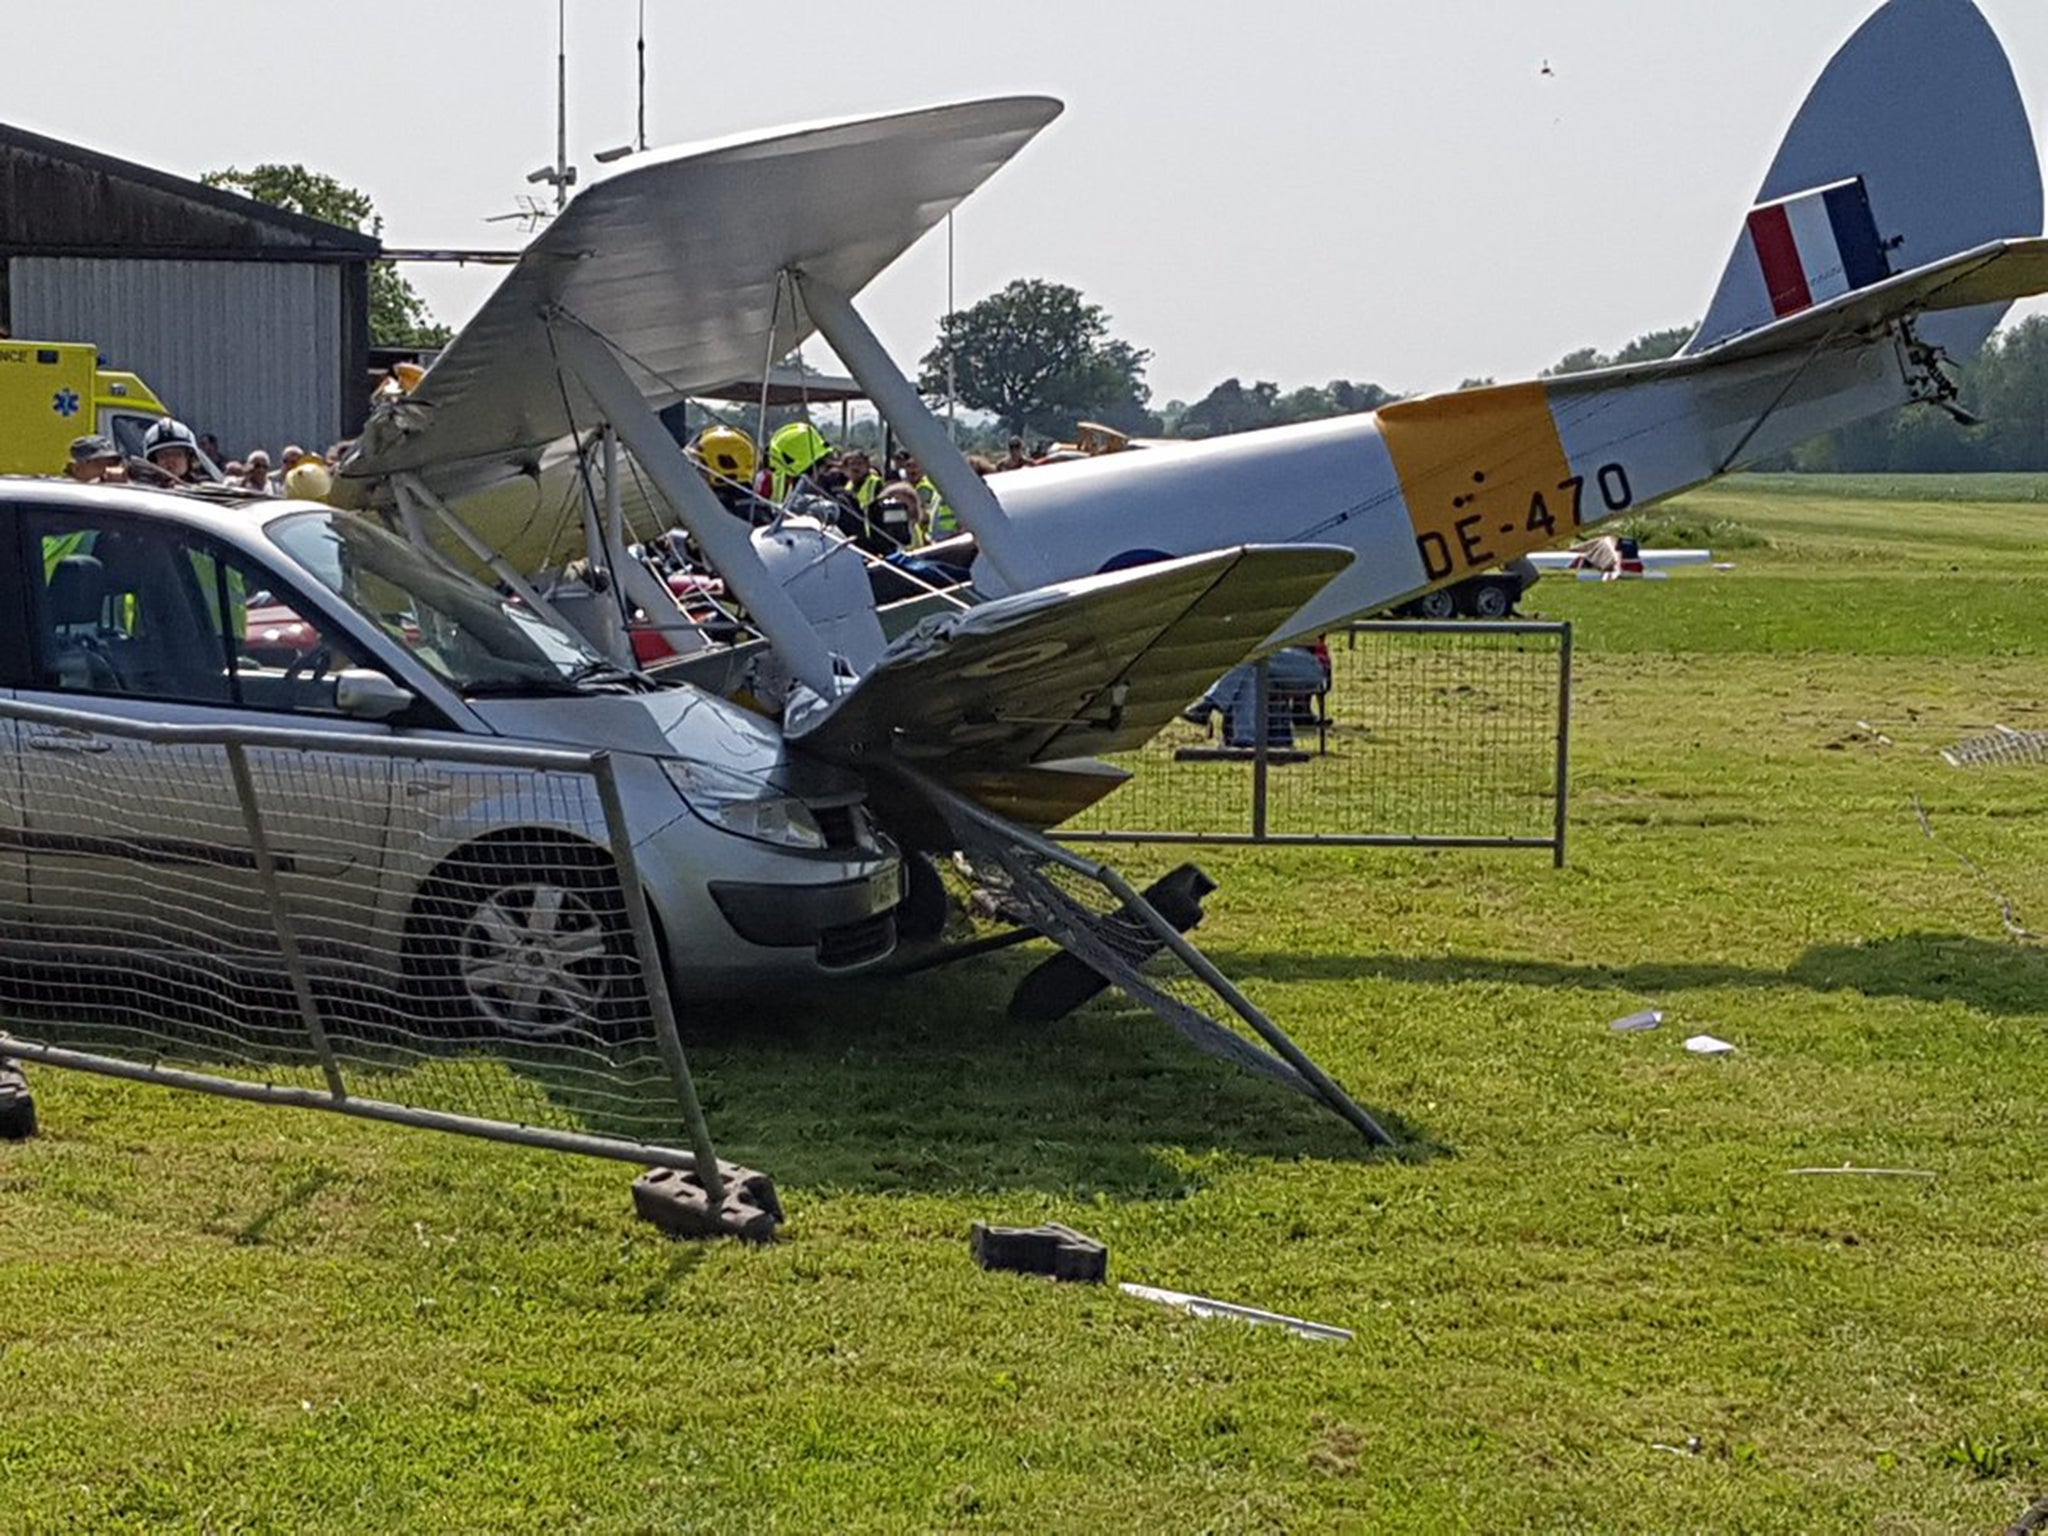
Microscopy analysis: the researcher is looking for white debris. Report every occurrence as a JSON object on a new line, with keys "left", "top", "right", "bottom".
{"left": 1120, "top": 1282, "right": 1352, "bottom": 1342}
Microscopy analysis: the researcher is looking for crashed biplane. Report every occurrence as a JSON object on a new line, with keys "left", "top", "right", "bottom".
{"left": 339, "top": 0, "right": 2045, "bottom": 837}
{"left": 319, "top": 0, "right": 2046, "bottom": 1107}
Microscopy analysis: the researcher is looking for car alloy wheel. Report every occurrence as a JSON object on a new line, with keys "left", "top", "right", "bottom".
{"left": 457, "top": 880, "right": 617, "bottom": 1038}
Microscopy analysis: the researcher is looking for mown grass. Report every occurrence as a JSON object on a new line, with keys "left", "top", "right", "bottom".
{"left": 6, "top": 475, "right": 2048, "bottom": 1531}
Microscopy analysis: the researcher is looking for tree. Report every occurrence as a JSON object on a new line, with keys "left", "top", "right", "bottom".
{"left": 1542, "top": 323, "right": 1694, "bottom": 377}
{"left": 202, "top": 164, "right": 451, "bottom": 347}
{"left": 1178, "top": 378, "right": 1282, "bottom": 438}
{"left": 920, "top": 279, "right": 1155, "bottom": 439}
{"left": 1173, "top": 376, "right": 1398, "bottom": 439}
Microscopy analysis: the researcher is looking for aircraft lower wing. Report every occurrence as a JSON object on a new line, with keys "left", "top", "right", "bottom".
{"left": 786, "top": 545, "right": 1353, "bottom": 779}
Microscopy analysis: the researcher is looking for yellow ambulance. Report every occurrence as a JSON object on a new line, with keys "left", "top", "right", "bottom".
{"left": 0, "top": 340, "right": 173, "bottom": 474}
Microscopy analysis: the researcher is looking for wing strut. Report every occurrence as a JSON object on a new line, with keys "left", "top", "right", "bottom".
{"left": 797, "top": 273, "right": 1049, "bottom": 592}
{"left": 393, "top": 473, "right": 586, "bottom": 641}
{"left": 551, "top": 317, "right": 843, "bottom": 697}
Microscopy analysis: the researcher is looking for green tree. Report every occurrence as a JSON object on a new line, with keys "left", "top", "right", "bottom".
{"left": 1179, "top": 378, "right": 1282, "bottom": 438}
{"left": 202, "top": 164, "right": 451, "bottom": 347}
{"left": 920, "top": 279, "right": 1156, "bottom": 439}
{"left": 1542, "top": 323, "right": 1694, "bottom": 377}
{"left": 1169, "top": 376, "right": 1399, "bottom": 438}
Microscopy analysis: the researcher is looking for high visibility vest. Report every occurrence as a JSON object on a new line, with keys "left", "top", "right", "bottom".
{"left": 42, "top": 530, "right": 89, "bottom": 578}
{"left": 41, "top": 530, "right": 243, "bottom": 643}
{"left": 921, "top": 477, "right": 957, "bottom": 537}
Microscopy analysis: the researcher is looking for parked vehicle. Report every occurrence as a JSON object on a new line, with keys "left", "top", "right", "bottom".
{"left": 0, "top": 480, "right": 904, "bottom": 1031}
{"left": 0, "top": 340, "right": 193, "bottom": 475}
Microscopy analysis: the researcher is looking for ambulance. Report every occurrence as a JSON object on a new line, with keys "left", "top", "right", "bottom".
{"left": 0, "top": 340, "right": 175, "bottom": 474}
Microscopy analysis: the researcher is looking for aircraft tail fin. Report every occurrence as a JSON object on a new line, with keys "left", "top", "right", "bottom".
{"left": 1685, "top": 0, "right": 2042, "bottom": 361}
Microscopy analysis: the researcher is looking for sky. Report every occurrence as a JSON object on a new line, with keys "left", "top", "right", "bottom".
{"left": 12, "top": 1, "right": 2048, "bottom": 406}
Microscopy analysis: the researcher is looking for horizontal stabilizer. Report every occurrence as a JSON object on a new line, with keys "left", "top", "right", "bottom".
{"left": 786, "top": 545, "right": 1353, "bottom": 776}
{"left": 1547, "top": 239, "right": 2048, "bottom": 397}
{"left": 1692, "top": 238, "right": 2048, "bottom": 366}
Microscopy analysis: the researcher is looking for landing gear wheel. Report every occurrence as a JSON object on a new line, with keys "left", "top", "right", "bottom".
{"left": 1409, "top": 588, "right": 1458, "bottom": 620}
{"left": 415, "top": 847, "right": 637, "bottom": 1040}
{"left": 1462, "top": 580, "right": 1514, "bottom": 620}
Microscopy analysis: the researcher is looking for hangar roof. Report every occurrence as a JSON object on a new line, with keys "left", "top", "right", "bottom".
{"left": 0, "top": 121, "right": 382, "bottom": 260}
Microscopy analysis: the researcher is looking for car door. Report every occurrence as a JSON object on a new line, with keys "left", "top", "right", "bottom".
{"left": 14, "top": 503, "right": 397, "bottom": 966}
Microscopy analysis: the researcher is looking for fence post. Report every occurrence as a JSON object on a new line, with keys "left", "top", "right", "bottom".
{"left": 1251, "top": 657, "right": 1271, "bottom": 842}
{"left": 1553, "top": 622, "right": 1574, "bottom": 869}
{"left": 224, "top": 742, "right": 348, "bottom": 1101}
{"left": 590, "top": 753, "right": 726, "bottom": 1206}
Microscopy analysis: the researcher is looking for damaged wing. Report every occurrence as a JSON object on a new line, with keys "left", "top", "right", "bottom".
{"left": 786, "top": 545, "right": 1354, "bottom": 779}
{"left": 339, "top": 97, "right": 1060, "bottom": 529}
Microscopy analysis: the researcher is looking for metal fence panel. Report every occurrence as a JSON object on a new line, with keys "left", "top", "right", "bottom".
{"left": 1060, "top": 621, "right": 1572, "bottom": 861}
{"left": 0, "top": 698, "right": 721, "bottom": 1185}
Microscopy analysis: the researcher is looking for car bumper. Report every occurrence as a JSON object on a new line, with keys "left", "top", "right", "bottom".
{"left": 708, "top": 860, "right": 903, "bottom": 969}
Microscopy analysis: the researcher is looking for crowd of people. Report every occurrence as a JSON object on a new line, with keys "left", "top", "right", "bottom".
{"left": 57, "top": 419, "right": 348, "bottom": 499}
{"left": 683, "top": 418, "right": 1010, "bottom": 559}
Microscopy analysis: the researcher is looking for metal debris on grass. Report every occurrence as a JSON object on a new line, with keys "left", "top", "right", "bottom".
{"left": 1684, "top": 1034, "right": 1737, "bottom": 1056}
{"left": 1120, "top": 1282, "right": 1352, "bottom": 1342}
{"left": 1610, "top": 1008, "right": 1664, "bottom": 1033}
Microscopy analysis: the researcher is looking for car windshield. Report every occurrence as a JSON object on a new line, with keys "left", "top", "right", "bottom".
{"left": 266, "top": 510, "right": 602, "bottom": 694}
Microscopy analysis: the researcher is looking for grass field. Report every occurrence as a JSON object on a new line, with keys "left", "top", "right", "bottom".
{"left": 6, "top": 475, "right": 2048, "bottom": 1531}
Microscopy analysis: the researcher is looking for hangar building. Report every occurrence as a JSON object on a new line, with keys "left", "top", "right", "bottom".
{"left": 0, "top": 122, "right": 378, "bottom": 457}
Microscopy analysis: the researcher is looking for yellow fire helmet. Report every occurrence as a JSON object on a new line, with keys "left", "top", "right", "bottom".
{"left": 767, "top": 420, "right": 831, "bottom": 478}
{"left": 694, "top": 424, "right": 758, "bottom": 484}
{"left": 284, "top": 458, "right": 334, "bottom": 502}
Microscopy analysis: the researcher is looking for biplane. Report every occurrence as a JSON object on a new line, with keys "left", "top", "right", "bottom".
{"left": 336, "top": 0, "right": 2046, "bottom": 837}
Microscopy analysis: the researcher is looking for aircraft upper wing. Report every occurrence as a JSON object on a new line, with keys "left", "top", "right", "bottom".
{"left": 339, "top": 97, "right": 1061, "bottom": 505}
{"left": 785, "top": 545, "right": 1354, "bottom": 775}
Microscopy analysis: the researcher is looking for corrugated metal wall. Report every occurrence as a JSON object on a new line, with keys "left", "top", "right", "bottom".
{"left": 7, "top": 256, "right": 343, "bottom": 458}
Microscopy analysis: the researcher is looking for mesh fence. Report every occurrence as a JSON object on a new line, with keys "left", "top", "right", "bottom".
{"left": 0, "top": 700, "right": 716, "bottom": 1171}
{"left": 923, "top": 778, "right": 1392, "bottom": 1146}
{"left": 1942, "top": 727, "right": 2048, "bottom": 769}
{"left": 1060, "top": 621, "right": 1570, "bottom": 852}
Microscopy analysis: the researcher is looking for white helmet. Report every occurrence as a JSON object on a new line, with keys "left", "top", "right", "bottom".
{"left": 142, "top": 418, "right": 199, "bottom": 461}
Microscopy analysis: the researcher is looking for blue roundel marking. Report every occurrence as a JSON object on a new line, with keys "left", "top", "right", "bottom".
{"left": 1097, "top": 548, "right": 1172, "bottom": 574}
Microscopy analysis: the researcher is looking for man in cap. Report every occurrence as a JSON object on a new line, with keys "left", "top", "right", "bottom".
{"left": 62, "top": 435, "right": 123, "bottom": 484}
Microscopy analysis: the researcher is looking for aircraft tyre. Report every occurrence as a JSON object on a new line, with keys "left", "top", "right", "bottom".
{"left": 1406, "top": 588, "right": 1458, "bottom": 620}
{"left": 1461, "top": 579, "right": 1516, "bottom": 620}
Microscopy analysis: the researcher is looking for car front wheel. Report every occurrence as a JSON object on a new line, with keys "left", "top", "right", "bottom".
{"left": 413, "top": 846, "right": 639, "bottom": 1040}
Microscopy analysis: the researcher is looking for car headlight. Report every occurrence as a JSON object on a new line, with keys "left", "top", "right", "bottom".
{"left": 662, "top": 759, "right": 827, "bottom": 851}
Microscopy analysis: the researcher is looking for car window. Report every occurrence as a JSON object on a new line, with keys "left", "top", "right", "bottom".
{"left": 24, "top": 509, "right": 364, "bottom": 715}
{"left": 267, "top": 510, "right": 601, "bottom": 694}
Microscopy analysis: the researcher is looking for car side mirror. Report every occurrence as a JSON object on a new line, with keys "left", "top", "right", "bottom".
{"left": 333, "top": 668, "right": 416, "bottom": 722}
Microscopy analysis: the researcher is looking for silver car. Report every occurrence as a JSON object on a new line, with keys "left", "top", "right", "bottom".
{"left": 0, "top": 479, "right": 902, "bottom": 1033}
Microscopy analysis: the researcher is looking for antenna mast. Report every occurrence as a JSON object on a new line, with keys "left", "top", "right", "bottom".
{"left": 636, "top": 0, "right": 648, "bottom": 151}
{"left": 554, "top": 0, "right": 569, "bottom": 210}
